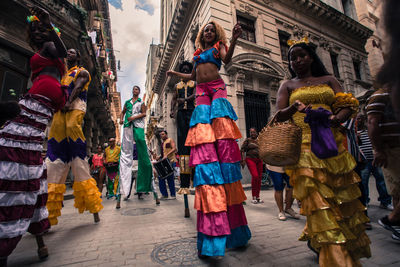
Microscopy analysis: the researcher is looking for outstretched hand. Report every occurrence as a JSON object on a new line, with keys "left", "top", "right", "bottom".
{"left": 30, "top": 6, "right": 51, "bottom": 27}
{"left": 232, "top": 23, "right": 242, "bottom": 41}
{"left": 166, "top": 70, "right": 175, "bottom": 77}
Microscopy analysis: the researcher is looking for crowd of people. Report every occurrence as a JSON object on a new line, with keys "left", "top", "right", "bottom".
{"left": 0, "top": 2, "right": 400, "bottom": 267}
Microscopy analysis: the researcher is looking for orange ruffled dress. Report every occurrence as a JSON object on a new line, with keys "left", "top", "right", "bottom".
{"left": 286, "top": 85, "right": 371, "bottom": 267}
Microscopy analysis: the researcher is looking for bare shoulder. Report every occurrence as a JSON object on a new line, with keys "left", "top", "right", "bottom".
{"left": 324, "top": 75, "right": 342, "bottom": 93}
{"left": 78, "top": 68, "right": 89, "bottom": 77}
{"left": 278, "top": 79, "right": 294, "bottom": 94}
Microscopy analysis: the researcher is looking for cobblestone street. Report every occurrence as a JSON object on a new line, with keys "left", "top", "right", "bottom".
{"left": 8, "top": 182, "right": 400, "bottom": 267}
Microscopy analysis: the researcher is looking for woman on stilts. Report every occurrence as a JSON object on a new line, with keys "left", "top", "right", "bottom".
{"left": 167, "top": 21, "right": 251, "bottom": 258}
{"left": 276, "top": 38, "right": 371, "bottom": 266}
{"left": 0, "top": 6, "right": 67, "bottom": 266}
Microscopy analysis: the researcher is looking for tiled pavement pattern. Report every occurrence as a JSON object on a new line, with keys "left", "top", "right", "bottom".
{"left": 8, "top": 180, "right": 400, "bottom": 267}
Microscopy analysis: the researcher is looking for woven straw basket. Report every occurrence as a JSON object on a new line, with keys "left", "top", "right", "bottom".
{"left": 257, "top": 112, "right": 302, "bottom": 166}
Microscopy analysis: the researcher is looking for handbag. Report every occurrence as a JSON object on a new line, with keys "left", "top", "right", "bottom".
{"left": 257, "top": 112, "right": 302, "bottom": 166}
{"left": 304, "top": 107, "right": 338, "bottom": 159}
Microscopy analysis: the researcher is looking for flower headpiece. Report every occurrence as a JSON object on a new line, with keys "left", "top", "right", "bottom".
{"left": 287, "top": 36, "right": 309, "bottom": 48}
{"left": 26, "top": 15, "right": 61, "bottom": 36}
{"left": 26, "top": 15, "right": 39, "bottom": 23}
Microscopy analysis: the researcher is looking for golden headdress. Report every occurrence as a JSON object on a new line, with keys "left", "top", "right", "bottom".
{"left": 287, "top": 36, "right": 309, "bottom": 48}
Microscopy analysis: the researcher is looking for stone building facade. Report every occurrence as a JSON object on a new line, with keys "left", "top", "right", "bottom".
{"left": 0, "top": 0, "right": 121, "bottom": 152}
{"left": 146, "top": 0, "right": 373, "bottom": 153}
{"left": 353, "top": 0, "right": 384, "bottom": 81}
{"left": 144, "top": 43, "right": 163, "bottom": 155}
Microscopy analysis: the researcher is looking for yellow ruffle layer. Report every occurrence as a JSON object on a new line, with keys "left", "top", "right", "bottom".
{"left": 177, "top": 188, "right": 191, "bottom": 195}
{"left": 292, "top": 170, "right": 370, "bottom": 262}
{"left": 287, "top": 148, "right": 357, "bottom": 175}
{"left": 73, "top": 178, "right": 103, "bottom": 214}
{"left": 47, "top": 183, "right": 66, "bottom": 226}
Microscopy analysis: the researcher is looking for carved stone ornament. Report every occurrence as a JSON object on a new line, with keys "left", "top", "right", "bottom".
{"left": 240, "top": 60, "right": 278, "bottom": 75}
{"left": 262, "top": 0, "right": 273, "bottom": 6}
{"left": 292, "top": 25, "right": 305, "bottom": 38}
{"left": 237, "top": 2, "right": 257, "bottom": 17}
{"left": 319, "top": 38, "right": 331, "bottom": 50}
{"left": 234, "top": 70, "right": 246, "bottom": 96}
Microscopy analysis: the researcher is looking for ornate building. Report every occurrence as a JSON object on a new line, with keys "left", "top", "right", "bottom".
{"left": 354, "top": 0, "right": 384, "bottom": 80}
{"left": 0, "top": 0, "right": 121, "bottom": 151}
{"left": 147, "top": 0, "right": 372, "bottom": 152}
{"left": 144, "top": 43, "right": 163, "bottom": 155}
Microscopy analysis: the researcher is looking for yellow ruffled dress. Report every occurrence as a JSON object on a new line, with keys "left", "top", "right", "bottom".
{"left": 286, "top": 85, "right": 371, "bottom": 267}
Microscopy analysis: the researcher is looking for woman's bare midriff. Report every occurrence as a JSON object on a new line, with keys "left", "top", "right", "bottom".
{"left": 196, "top": 63, "right": 221, "bottom": 84}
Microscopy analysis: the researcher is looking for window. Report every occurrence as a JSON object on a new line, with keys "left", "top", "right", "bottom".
{"left": 237, "top": 15, "right": 256, "bottom": 43}
{"left": 278, "top": 31, "right": 290, "bottom": 61}
{"left": 0, "top": 45, "right": 30, "bottom": 101}
{"left": 0, "top": 71, "right": 24, "bottom": 101}
{"left": 330, "top": 53, "right": 340, "bottom": 78}
{"left": 353, "top": 60, "right": 362, "bottom": 80}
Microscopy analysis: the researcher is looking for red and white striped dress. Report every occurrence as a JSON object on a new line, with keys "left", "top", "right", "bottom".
{"left": 0, "top": 52, "right": 66, "bottom": 258}
{"left": 0, "top": 94, "right": 56, "bottom": 257}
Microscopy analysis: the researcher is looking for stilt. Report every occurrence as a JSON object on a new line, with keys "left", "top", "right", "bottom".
{"left": 93, "top": 212, "right": 100, "bottom": 223}
{"left": 184, "top": 194, "right": 190, "bottom": 218}
{"left": 35, "top": 234, "right": 48, "bottom": 260}
{"left": 116, "top": 194, "right": 121, "bottom": 209}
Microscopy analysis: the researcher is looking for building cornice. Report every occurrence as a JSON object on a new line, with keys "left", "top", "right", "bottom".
{"left": 277, "top": 0, "right": 373, "bottom": 40}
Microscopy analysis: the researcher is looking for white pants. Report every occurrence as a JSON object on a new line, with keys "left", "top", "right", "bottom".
{"left": 119, "top": 126, "right": 135, "bottom": 197}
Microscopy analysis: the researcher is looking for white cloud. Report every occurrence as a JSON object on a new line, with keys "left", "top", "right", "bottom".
{"left": 109, "top": 0, "right": 160, "bottom": 105}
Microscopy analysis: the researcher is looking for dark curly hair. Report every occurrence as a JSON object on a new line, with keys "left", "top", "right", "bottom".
{"left": 288, "top": 43, "right": 330, "bottom": 78}
{"left": 179, "top": 61, "right": 193, "bottom": 73}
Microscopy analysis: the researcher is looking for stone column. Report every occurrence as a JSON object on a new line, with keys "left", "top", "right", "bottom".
{"left": 231, "top": 70, "right": 246, "bottom": 140}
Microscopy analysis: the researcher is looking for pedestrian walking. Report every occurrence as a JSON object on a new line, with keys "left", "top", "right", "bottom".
{"left": 266, "top": 165, "right": 299, "bottom": 221}
{"left": 342, "top": 117, "right": 373, "bottom": 229}
{"left": 158, "top": 130, "right": 177, "bottom": 200}
{"left": 240, "top": 127, "right": 264, "bottom": 204}
{"left": 0, "top": 6, "right": 67, "bottom": 265}
{"left": 367, "top": 87, "right": 400, "bottom": 241}
{"left": 91, "top": 145, "right": 106, "bottom": 196}
{"left": 356, "top": 114, "right": 392, "bottom": 210}
{"left": 104, "top": 138, "right": 121, "bottom": 199}
{"left": 276, "top": 38, "right": 370, "bottom": 265}
{"left": 167, "top": 21, "right": 251, "bottom": 258}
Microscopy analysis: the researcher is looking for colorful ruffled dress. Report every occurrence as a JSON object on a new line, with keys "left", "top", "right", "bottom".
{"left": 186, "top": 41, "right": 251, "bottom": 257}
{"left": 0, "top": 53, "right": 66, "bottom": 258}
{"left": 286, "top": 85, "right": 371, "bottom": 266}
{"left": 46, "top": 65, "right": 103, "bottom": 225}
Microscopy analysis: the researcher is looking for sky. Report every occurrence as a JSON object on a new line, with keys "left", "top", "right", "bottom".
{"left": 108, "top": 0, "right": 160, "bottom": 105}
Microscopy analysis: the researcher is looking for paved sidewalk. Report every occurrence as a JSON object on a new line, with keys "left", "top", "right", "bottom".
{"left": 8, "top": 182, "right": 400, "bottom": 267}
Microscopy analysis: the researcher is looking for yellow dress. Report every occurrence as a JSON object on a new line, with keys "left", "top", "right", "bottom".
{"left": 286, "top": 85, "right": 371, "bottom": 267}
